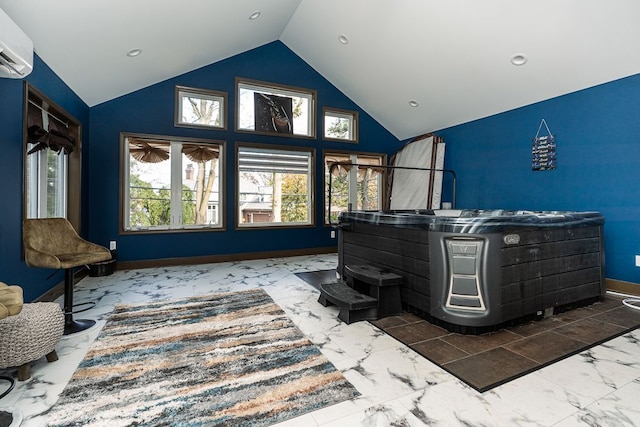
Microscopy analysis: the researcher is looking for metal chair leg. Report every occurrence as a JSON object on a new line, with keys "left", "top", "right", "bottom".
{"left": 63, "top": 268, "right": 96, "bottom": 335}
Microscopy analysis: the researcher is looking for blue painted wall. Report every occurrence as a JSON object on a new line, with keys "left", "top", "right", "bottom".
{"left": 88, "top": 41, "right": 400, "bottom": 263}
{"left": 0, "top": 55, "right": 91, "bottom": 301}
{"left": 3, "top": 41, "right": 638, "bottom": 301}
{"left": 438, "top": 73, "right": 640, "bottom": 285}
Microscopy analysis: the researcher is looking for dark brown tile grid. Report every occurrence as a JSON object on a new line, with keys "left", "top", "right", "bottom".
{"left": 411, "top": 338, "right": 469, "bottom": 365}
{"left": 369, "top": 315, "right": 409, "bottom": 329}
{"left": 383, "top": 320, "right": 449, "bottom": 345}
{"left": 505, "top": 314, "right": 571, "bottom": 337}
{"left": 592, "top": 305, "right": 640, "bottom": 329}
{"left": 371, "top": 294, "right": 640, "bottom": 392}
{"left": 553, "top": 305, "right": 599, "bottom": 322}
{"left": 587, "top": 296, "right": 627, "bottom": 312}
{"left": 298, "top": 271, "right": 640, "bottom": 392}
{"left": 553, "top": 317, "right": 627, "bottom": 344}
{"left": 370, "top": 312, "right": 424, "bottom": 329}
{"left": 504, "top": 331, "right": 587, "bottom": 364}
{"left": 443, "top": 347, "right": 539, "bottom": 392}
{"left": 439, "top": 329, "right": 523, "bottom": 354}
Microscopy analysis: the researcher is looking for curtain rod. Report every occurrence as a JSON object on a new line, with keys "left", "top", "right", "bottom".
{"left": 28, "top": 99, "right": 69, "bottom": 128}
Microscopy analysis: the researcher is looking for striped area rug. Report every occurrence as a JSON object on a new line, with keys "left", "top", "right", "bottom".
{"left": 45, "top": 289, "right": 359, "bottom": 426}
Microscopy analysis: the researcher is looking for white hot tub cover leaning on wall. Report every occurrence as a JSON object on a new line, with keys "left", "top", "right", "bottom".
{"left": 388, "top": 134, "right": 446, "bottom": 210}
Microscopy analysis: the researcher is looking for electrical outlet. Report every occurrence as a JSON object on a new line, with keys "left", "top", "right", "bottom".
{"left": 636, "top": 255, "right": 640, "bottom": 267}
{"left": 110, "top": 240, "right": 117, "bottom": 251}
{"left": 330, "top": 230, "right": 336, "bottom": 239}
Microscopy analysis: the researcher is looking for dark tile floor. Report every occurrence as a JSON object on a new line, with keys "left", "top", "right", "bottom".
{"left": 295, "top": 270, "right": 640, "bottom": 392}
{"left": 370, "top": 295, "right": 640, "bottom": 392}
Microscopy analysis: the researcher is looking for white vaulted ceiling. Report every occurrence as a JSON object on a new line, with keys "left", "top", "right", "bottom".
{"left": 2, "top": 0, "right": 639, "bottom": 140}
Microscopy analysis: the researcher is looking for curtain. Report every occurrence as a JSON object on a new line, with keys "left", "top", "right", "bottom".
{"left": 26, "top": 101, "right": 75, "bottom": 155}
{"left": 128, "top": 138, "right": 169, "bottom": 163}
{"left": 182, "top": 144, "right": 219, "bottom": 163}
{"left": 325, "top": 155, "right": 352, "bottom": 176}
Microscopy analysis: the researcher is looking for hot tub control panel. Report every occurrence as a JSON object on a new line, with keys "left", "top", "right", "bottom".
{"left": 429, "top": 231, "right": 503, "bottom": 327}
{"left": 445, "top": 239, "right": 485, "bottom": 311}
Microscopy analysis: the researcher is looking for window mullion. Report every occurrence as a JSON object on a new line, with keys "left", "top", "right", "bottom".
{"left": 348, "top": 154, "right": 358, "bottom": 210}
{"left": 307, "top": 155, "right": 313, "bottom": 220}
{"left": 36, "top": 151, "right": 47, "bottom": 217}
{"left": 37, "top": 112, "right": 50, "bottom": 217}
{"left": 170, "top": 142, "right": 183, "bottom": 228}
{"left": 58, "top": 153, "right": 68, "bottom": 217}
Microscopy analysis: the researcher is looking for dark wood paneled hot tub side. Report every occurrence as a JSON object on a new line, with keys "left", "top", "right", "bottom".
{"left": 338, "top": 221, "right": 432, "bottom": 314}
{"left": 337, "top": 210, "right": 606, "bottom": 333}
{"left": 498, "top": 224, "right": 605, "bottom": 321}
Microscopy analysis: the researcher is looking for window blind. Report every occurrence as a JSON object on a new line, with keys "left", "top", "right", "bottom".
{"left": 238, "top": 147, "right": 310, "bottom": 174}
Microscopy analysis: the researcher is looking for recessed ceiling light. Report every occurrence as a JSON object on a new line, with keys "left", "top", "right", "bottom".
{"left": 126, "top": 49, "right": 142, "bottom": 57}
{"left": 338, "top": 35, "right": 349, "bottom": 44}
{"left": 249, "top": 11, "right": 261, "bottom": 20}
{"left": 510, "top": 53, "right": 527, "bottom": 66}
{"left": 409, "top": 100, "right": 419, "bottom": 107}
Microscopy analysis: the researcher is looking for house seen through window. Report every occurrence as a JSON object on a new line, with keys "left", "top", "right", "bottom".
{"left": 237, "top": 144, "right": 314, "bottom": 227}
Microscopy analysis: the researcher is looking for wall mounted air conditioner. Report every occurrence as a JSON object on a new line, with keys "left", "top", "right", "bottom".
{"left": 0, "top": 7, "right": 33, "bottom": 78}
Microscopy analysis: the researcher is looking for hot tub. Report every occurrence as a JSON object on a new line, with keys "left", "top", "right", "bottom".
{"left": 337, "top": 209, "right": 605, "bottom": 333}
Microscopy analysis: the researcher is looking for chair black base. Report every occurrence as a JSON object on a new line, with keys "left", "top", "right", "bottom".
{"left": 63, "top": 318, "right": 96, "bottom": 336}
{"left": 63, "top": 268, "right": 96, "bottom": 335}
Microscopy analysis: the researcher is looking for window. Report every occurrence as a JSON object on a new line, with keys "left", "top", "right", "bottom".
{"left": 25, "top": 120, "right": 68, "bottom": 218}
{"left": 237, "top": 144, "right": 314, "bottom": 227}
{"left": 323, "top": 108, "right": 358, "bottom": 142}
{"left": 122, "top": 134, "right": 224, "bottom": 232}
{"left": 24, "top": 84, "right": 81, "bottom": 227}
{"left": 175, "top": 86, "right": 227, "bottom": 130}
{"left": 325, "top": 152, "right": 385, "bottom": 224}
{"left": 236, "top": 78, "right": 316, "bottom": 138}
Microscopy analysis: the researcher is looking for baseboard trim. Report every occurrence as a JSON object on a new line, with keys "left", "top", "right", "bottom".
{"left": 34, "top": 268, "right": 90, "bottom": 303}
{"left": 35, "top": 282, "right": 64, "bottom": 303}
{"left": 115, "top": 247, "right": 338, "bottom": 271}
{"left": 606, "top": 278, "right": 640, "bottom": 296}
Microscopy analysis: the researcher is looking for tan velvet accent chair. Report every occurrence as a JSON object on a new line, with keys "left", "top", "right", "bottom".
{"left": 23, "top": 218, "right": 112, "bottom": 335}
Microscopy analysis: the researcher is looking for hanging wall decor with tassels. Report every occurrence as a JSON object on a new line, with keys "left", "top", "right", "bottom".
{"left": 532, "top": 119, "right": 556, "bottom": 171}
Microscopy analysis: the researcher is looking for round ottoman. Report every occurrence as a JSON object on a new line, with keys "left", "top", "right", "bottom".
{"left": 0, "top": 302, "right": 64, "bottom": 381}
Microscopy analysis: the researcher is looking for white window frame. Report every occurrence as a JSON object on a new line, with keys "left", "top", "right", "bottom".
{"left": 237, "top": 144, "right": 314, "bottom": 228}
{"left": 236, "top": 78, "right": 316, "bottom": 138}
{"left": 122, "top": 134, "right": 224, "bottom": 232}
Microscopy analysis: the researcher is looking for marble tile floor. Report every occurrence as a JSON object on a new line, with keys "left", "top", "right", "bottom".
{"left": 1, "top": 254, "right": 639, "bottom": 426}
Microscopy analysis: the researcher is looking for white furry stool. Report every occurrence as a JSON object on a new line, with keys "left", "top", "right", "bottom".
{"left": 0, "top": 302, "right": 64, "bottom": 381}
